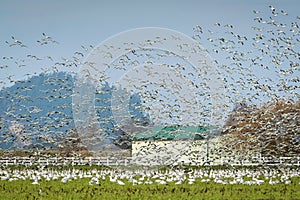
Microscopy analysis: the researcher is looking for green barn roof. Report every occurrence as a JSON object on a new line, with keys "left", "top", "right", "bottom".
{"left": 132, "top": 125, "right": 215, "bottom": 141}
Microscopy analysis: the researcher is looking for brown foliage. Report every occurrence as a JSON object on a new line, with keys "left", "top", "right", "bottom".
{"left": 222, "top": 99, "right": 300, "bottom": 156}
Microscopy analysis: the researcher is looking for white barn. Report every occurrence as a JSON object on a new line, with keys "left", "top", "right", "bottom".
{"left": 131, "top": 126, "right": 226, "bottom": 166}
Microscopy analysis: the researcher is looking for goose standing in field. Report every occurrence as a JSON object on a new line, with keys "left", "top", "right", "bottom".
{"left": 116, "top": 179, "right": 125, "bottom": 185}
{"left": 89, "top": 176, "right": 100, "bottom": 185}
{"left": 32, "top": 178, "right": 39, "bottom": 185}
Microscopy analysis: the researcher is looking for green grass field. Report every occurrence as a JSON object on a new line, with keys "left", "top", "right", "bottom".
{"left": 0, "top": 167, "right": 299, "bottom": 200}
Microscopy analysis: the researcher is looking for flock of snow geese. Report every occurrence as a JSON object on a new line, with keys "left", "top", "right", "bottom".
{"left": 0, "top": 5, "right": 299, "bottom": 165}
{"left": 0, "top": 167, "right": 300, "bottom": 186}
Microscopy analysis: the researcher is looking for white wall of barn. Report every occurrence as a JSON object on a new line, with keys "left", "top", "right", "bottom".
{"left": 131, "top": 136, "right": 226, "bottom": 165}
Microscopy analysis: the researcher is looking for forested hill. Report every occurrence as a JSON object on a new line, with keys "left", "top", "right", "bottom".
{"left": 0, "top": 72, "right": 150, "bottom": 150}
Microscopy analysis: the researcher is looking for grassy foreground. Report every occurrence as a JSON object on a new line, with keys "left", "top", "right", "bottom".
{"left": 0, "top": 177, "right": 300, "bottom": 200}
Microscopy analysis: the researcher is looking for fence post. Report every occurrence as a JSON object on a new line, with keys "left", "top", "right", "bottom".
{"left": 221, "top": 157, "right": 223, "bottom": 165}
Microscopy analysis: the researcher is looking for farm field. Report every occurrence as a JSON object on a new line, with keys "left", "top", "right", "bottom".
{"left": 0, "top": 166, "right": 299, "bottom": 199}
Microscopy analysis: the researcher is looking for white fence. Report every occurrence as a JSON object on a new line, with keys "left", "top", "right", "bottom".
{"left": 0, "top": 156, "right": 300, "bottom": 166}
{"left": 0, "top": 156, "right": 132, "bottom": 166}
